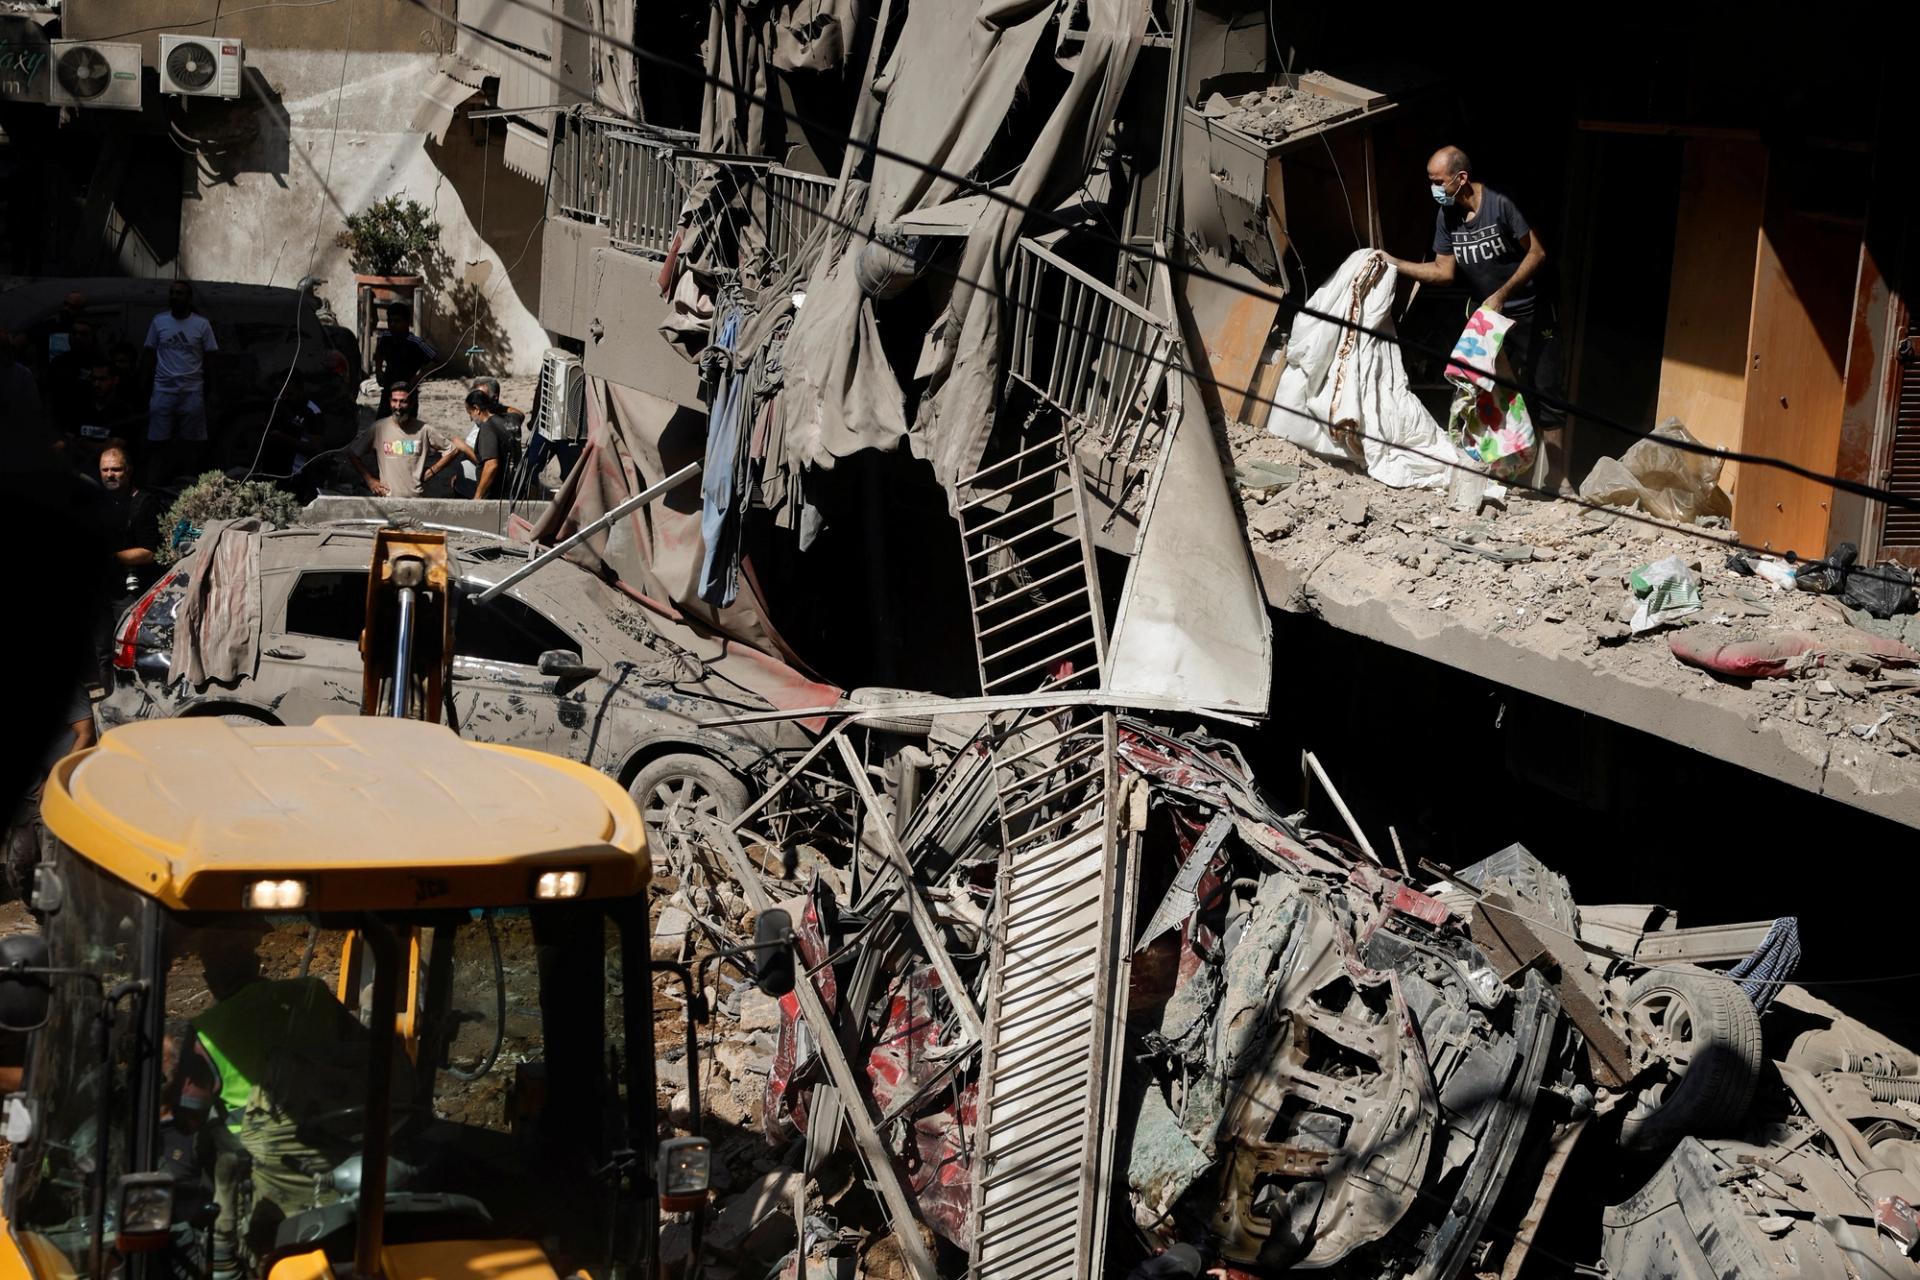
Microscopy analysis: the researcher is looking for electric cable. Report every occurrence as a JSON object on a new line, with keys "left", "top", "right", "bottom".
{"left": 403, "top": 16, "right": 1920, "bottom": 594}
{"left": 240, "top": 0, "right": 354, "bottom": 483}
{"left": 406, "top": 0, "right": 1917, "bottom": 514}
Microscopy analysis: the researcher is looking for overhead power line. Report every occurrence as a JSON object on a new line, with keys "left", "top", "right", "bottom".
{"left": 407, "top": 0, "right": 1917, "bottom": 515}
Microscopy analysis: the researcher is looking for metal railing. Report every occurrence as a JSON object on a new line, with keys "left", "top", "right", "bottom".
{"left": 758, "top": 165, "right": 836, "bottom": 275}
{"left": 549, "top": 114, "right": 697, "bottom": 257}
{"left": 549, "top": 111, "right": 836, "bottom": 275}
{"left": 1005, "top": 238, "right": 1177, "bottom": 459}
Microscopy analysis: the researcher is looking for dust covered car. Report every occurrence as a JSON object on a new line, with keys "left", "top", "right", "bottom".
{"left": 99, "top": 522, "right": 834, "bottom": 859}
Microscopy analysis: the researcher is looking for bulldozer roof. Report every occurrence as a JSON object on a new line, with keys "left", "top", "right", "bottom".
{"left": 41, "top": 716, "right": 648, "bottom": 912}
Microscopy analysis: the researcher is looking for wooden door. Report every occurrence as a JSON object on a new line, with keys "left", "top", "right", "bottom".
{"left": 1736, "top": 210, "right": 1862, "bottom": 556}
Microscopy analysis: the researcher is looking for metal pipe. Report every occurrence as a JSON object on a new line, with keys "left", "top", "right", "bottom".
{"left": 355, "top": 919, "right": 402, "bottom": 1279}
{"left": 1303, "top": 752, "right": 1381, "bottom": 865}
{"left": 389, "top": 586, "right": 415, "bottom": 718}
{"left": 476, "top": 461, "right": 700, "bottom": 603}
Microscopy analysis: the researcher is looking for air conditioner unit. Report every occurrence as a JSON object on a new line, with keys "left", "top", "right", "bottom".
{"left": 158, "top": 34, "right": 244, "bottom": 98}
{"left": 48, "top": 41, "right": 142, "bottom": 112}
{"left": 536, "top": 349, "right": 586, "bottom": 442}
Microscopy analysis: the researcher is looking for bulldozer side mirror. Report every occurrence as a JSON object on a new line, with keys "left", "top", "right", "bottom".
{"left": 0, "top": 934, "right": 52, "bottom": 1033}
{"left": 753, "top": 910, "right": 795, "bottom": 998}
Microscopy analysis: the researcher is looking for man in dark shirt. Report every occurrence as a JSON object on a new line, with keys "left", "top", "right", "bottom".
{"left": 372, "top": 302, "right": 437, "bottom": 415}
{"left": 99, "top": 444, "right": 163, "bottom": 595}
{"left": 66, "top": 361, "right": 146, "bottom": 454}
{"left": 1387, "top": 146, "right": 1566, "bottom": 481}
{"left": 454, "top": 387, "right": 511, "bottom": 499}
{"left": 46, "top": 319, "right": 103, "bottom": 432}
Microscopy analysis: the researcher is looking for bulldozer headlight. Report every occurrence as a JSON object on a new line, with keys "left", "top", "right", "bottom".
{"left": 535, "top": 870, "right": 586, "bottom": 900}
{"left": 244, "top": 879, "right": 308, "bottom": 911}
{"left": 658, "top": 1136, "right": 710, "bottom": 1212}
{"left": 115, "top": 1172, "right": 175, "bottom": 1251}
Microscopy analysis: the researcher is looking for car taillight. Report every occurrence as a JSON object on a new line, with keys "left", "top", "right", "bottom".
{"left": 114, "top": 574, "right": 175, "bottom": 670}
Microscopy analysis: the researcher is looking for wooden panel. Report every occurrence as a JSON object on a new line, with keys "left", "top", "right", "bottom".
{"left": 1736, "top": 211, "right": 1862, "bottom": 556}
{"left": 1654, "top": 140, "right": 1766, "bottom": 499}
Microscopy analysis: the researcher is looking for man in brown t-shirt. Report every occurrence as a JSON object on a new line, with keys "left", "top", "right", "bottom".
{"left": 347, "top": 385, "right": 474, "bottom": 498}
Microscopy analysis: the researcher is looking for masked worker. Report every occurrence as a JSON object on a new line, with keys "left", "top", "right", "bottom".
{"left": 1383, "top": 146, "right": 1565, "bottom": 483}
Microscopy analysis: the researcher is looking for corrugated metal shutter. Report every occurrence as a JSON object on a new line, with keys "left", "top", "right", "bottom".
{"left": 1878, "top": 217, "right": 1920, "bottom": 550}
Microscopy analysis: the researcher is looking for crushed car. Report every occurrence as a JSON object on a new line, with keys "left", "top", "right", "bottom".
{"left": 100, "top": 520, "right": 839, "bottom": 864}
{"left": 656, "top": 705, "right": 1920, "bottom": 1280}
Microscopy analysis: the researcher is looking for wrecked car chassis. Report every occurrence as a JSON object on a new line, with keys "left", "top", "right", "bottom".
{"left": 658, "top": 697, "right": 1908, "bottom": 1280}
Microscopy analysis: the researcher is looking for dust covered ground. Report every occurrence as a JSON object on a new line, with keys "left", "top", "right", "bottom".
{"left": 1227, "top": 421, "right": 1920, "bottom": 792}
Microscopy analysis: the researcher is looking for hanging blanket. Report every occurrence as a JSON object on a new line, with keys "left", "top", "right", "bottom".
{"left": 1267, "top": 250, "right": 1453, "bottom": 489}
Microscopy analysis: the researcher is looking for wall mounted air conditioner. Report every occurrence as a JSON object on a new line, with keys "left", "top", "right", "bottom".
{"left": 158, "top": 34, "right": 244, "bottom": 98}
{"left": 48, "top": 41, "right": 142, "bottom": 112}
{"left": 536, "top": 349, "right": 587, "bottom": 442}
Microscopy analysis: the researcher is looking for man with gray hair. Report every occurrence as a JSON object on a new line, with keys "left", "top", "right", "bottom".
{"left": 1386, "top": 146, "right": 1564, "bottom": 478}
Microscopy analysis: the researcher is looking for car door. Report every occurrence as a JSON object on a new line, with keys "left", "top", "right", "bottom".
{"left": 256, "top": 563, "right": 370, "bottom": 724}
{"left": 449, "top": 582, "right": 601, "bottom": 758}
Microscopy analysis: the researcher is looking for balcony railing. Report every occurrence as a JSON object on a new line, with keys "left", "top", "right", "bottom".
{"left": 549, "top": 114, "right": 697, "bottom": 257}
{"left": 1005, "top": 238, "right": 1177, "bottom": 460}
{"left": 550, "top": 111, "right": 837, "bottom": 278}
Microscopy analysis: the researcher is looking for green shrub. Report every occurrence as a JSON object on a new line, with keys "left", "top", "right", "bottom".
{"left": 158, "top": 472, "right": 303, "bottom": 565}
{"left": 335, "top": 194, "right": 442, "bottom": 277}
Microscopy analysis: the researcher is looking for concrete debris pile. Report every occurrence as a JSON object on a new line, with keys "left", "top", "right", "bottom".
{"left": 1231, "top": 421, "right": 1920, "bottom": 769}
{"left": 1199, "top": 82, "right": 1358, "bottom": 143}
{"left": 653, "top": 702, "right": 1920, "bottom": 1279}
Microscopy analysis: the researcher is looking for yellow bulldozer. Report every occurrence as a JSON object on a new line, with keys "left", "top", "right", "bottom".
{"left": 0, "top": 530, "right": 792, "bottom": 1280}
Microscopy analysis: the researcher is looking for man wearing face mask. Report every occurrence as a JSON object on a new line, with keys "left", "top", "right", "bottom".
{"left": 1385, "top": 146, "right": 1564, "bottom": 480}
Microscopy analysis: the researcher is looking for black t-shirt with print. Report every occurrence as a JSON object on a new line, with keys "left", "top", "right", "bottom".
{"left": 1432, "top": 186, "right": 1536, "bottom": 317}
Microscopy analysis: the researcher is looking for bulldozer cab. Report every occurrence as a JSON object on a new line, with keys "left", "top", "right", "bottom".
{"left": 0, "top": 716, "right": 698, "bottom": 1280}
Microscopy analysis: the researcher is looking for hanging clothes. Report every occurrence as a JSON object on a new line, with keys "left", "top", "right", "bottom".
{"left": 1268, "top": 250, "right": 1454, "bottom": 490}
{"left": 699, "top": 304, "right": 758, "bottom": 608}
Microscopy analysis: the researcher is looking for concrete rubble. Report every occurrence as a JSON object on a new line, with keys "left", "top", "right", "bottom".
{"left": 647, "top": 703, "right": 1920, "bottom": 1279}
{"left": 1229, "top": 420, "right": 1920, "bottom": 822}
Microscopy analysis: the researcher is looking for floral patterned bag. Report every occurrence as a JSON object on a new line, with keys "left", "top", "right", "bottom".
{"left": 1444, "top": 309, "right": 1536, "bottom": 481}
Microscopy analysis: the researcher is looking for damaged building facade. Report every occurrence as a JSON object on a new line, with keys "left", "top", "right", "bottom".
{"left": 2, "top": 0, "right": 551, "bottom": 373}
{"left": 372, "top": 1, "right": 1920, "bottom": 1277}
{"left": 11, "top": 0, "right": 1920, "bottom": 1276}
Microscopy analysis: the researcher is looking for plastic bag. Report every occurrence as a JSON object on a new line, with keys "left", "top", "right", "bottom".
{"left": 1629, "top": 555, "right": 1702, "bottom": 634}
{"left": 1795, "top": 541, "right": 1917, "bottom": 619}
{"left": 1577, "top": 419, "right": 1731, "bottom": 523}
{"left": 1444, "top": 309, "right": 1535, "bottom": 482}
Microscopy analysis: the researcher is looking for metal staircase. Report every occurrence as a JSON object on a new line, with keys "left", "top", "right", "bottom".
{"left": 955, "top": 423, "right": 1108, "bottom": 697}
{"left": 968, "top": 707, "right": 1132, "bottom": 1280}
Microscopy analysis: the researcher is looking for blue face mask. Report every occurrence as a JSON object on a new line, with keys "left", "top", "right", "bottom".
{"left": 1431, "top": 179, "right": 1456, "bottom": 207}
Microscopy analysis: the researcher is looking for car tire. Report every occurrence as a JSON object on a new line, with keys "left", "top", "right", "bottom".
{"left": 1618, "top": 967, "right": 1763, "bottom": 1151}
{"left": 628, "top": 753, "right": 751, "bottom": 875}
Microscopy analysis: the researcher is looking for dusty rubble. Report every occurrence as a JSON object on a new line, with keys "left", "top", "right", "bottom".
{"left": 1227, "top": 421, "right": 1920, "bottom": 770}
{"left": 640, "top": 701, "right": 1920, "bottom": 1280}
{"left": 1199, "top": 81, "right": 1356, "bottom": 143}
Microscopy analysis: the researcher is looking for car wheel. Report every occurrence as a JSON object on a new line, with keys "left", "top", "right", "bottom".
{"left": 1619, "top": 967, "right": 1763, "bottom": 1151}
{"left": 628, "top": 753, "right": 751, "bottom": 879}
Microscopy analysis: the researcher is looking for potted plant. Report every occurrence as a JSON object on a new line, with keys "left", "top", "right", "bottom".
{"left": 337, "top": 194, "right": 441, "bottom": 294}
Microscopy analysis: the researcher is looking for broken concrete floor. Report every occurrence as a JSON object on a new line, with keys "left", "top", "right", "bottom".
{"left": 1227, "top": 422, "right": 1920, "bottom": 828}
